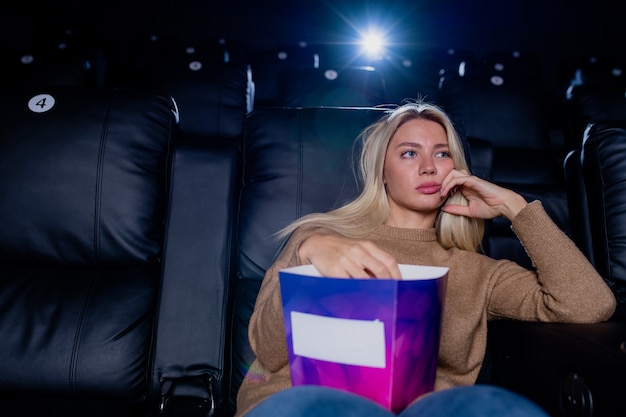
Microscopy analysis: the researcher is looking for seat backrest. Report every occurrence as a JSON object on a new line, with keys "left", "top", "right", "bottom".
{"left": 249, "top": 43, "right": 321, "bottom": 108}
{"left": 563, "top": 148, "right": 593, "bottom": 264}
{"left": 563, "top": 82, "right": 626, "bottom": 150}
{"left": 0, "top": 88, "right": 173, "bottom": 266}
{"left": 228, "top": 106, "right": 387, "bottom": 415}
{"left": 438, "top": 69, "right": 569, "bottom": 269}
{"left": 571, "top": 121, "right": 626, "bottom": 320}
{"left": 104, "top": 35, "right": 253, "bottom": 137}
{"left": 560, "top": 79, "right": 626, "bottom": 276}
{"left": 0, "top": 87, "right": 175, "bottom": 416}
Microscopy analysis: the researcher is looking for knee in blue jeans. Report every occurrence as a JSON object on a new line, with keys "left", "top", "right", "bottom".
{"left": 400, "top": 385, "right": 550, "bottom": 417}
{"left": 245, "top": 385, "right": 549, "bottom": 417}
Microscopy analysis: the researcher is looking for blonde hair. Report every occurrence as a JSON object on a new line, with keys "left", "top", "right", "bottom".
{"left": 277, "top": 100, "right": 484, "bottom": 252}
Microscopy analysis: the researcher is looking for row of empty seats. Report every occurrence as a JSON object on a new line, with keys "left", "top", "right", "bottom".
{"left": 6, "top": 30, "right": 626, "bottom": 270}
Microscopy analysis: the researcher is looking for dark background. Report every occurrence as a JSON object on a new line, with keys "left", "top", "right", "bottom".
{"left": 1, "top": 1, "right": 622, "bottom": 53}
{"left": 1, "top": 1, "right": 623, "bottom": 89}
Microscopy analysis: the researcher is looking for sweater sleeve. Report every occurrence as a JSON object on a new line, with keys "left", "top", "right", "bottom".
{"left": 487, "top": 201, "right": 616, "bottom": 323}
{"left": 247, "top": 226, "right": 334, "bottom": 372}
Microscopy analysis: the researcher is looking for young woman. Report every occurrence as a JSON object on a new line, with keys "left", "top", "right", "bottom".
{"left": 235, "top": 101, "right": 616, "bottom": 417}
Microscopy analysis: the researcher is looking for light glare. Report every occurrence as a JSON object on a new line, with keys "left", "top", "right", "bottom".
{"left": 361, "top": 31, "right": 385, "bottom": 58}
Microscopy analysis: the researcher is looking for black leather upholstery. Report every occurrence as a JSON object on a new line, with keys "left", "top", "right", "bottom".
{"left": 103, "top": 36, "right": 253, "bottom": 138}
{"left": 0, "top": 79, "right": 246, "bottom": 417}
{"left": 564, "top": 82, "right": 626, "bottom": 150}
{"left": 0, "top": 87, "right": 175, "bottom": 416}
{"left": 563, "top": 148, "right": 594, "bottom": 263}
{"left": 249, "top": 43, "right": 321, "bottom": 108}
{"left": 561, "top": 76, "right": 626, "bottom": 272}
{"left": 228, "top": 106, "right": 387, "bottom": 414}
{"left": 0, "top": 88, "right": 171, "bottom": 265}
{"left": 155, "top": 135, "right": 241, "bottom": 416}
{"left": 579, "top": 122, "right": 626, "bottom": 319}
{"left": 486, "top": 121, "right": 626, "bottom": 417}
{"left": 140, "top": 58, "right": 252, "bottom": 137}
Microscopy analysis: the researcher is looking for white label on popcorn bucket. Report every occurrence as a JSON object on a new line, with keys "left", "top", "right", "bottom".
{"left": 291, "top": 311, "right": 386, "bottom": 368}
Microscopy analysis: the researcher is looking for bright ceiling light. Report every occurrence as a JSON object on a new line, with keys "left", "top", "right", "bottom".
{"left": 360, "top": 30, "right": 386, "bottom": 58}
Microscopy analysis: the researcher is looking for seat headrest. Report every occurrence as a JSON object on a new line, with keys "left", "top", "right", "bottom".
{"left": 0, "top": 87, "right": 175, "bottom": 266}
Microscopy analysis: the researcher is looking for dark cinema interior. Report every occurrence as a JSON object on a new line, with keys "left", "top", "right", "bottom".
{"left": 1, "top": 1, "right": 625, "bottom": 417}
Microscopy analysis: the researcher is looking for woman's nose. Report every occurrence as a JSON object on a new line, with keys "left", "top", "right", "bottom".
{"left": 420, "top": 158, "right": 436, "bottom": 174}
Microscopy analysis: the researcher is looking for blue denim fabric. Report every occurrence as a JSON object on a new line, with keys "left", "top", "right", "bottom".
{"left": 245, "top": 385, "right": 550, "bottom": 417}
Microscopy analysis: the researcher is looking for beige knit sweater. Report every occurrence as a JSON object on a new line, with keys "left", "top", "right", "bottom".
{"left": 235, "top": 201, "right": 616, "bottom": 417}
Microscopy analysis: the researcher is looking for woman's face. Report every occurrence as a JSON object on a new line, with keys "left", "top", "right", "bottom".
{"left": 383, "top": 117, "right": 455, "bottom": 228}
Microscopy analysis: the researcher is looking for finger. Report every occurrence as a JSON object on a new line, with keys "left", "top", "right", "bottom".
{"left": 441, "top": 203, "right": 471, "bottom": 217}
{"left": 441, "top": 170, "right": 468, "bottom": 196}
{"left": 355, "top": 242, "right": 401, "bottom": 279}
{"left": 361, "top": 259, "right": 401, "bottom": 279}
{"left": 329, "top": 257, "right": 385, "bottom": 279}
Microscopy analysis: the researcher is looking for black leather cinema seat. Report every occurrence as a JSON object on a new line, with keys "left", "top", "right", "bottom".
{"left": 228, "top": 106, "right": 387, "bottom": 415}
{"left": 249, "top": 43, "right": 321, "bottom": 108}
{"left": 562, "top": 78, "right": 626, "bottom": 267}
{"left": 563, "top": 82, "right": 626, "bottom": 150}
{"left": 102, "top": 36, "right": 253, "bottom": 137}
{"left": 0, "top": 88, "right": 175, "bottom": 416}
{"left": 0, "top": 85, "right": 244, "bottom": 417}
{"left": 568, "top": 122, "right": 626, "bottom": 320}
{"left": 487, "top": 121, "right": 626, "bottom": 417}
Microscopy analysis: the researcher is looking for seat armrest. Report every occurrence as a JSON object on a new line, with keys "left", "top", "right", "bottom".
{"left": 153, "top": 135, "right": 241, "bottom": 416}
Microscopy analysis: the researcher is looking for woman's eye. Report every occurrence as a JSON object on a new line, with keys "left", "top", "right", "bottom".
{"left": 436, "top": 151, "right": 451, "bottom": 158}
{"left": 401, "top": 150, "right": 417, "bottom": 158}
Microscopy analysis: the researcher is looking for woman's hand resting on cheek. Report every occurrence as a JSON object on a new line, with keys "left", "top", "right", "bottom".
{"left": 298, "top": 233, "right": 402, "bottom": 279}
{"left": 440, "top": 169, "right": 528, "bottom": 221}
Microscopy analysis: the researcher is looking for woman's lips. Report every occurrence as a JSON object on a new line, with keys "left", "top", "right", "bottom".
{"left": 417, "top": 183, "right": 441, "bottom": 194}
